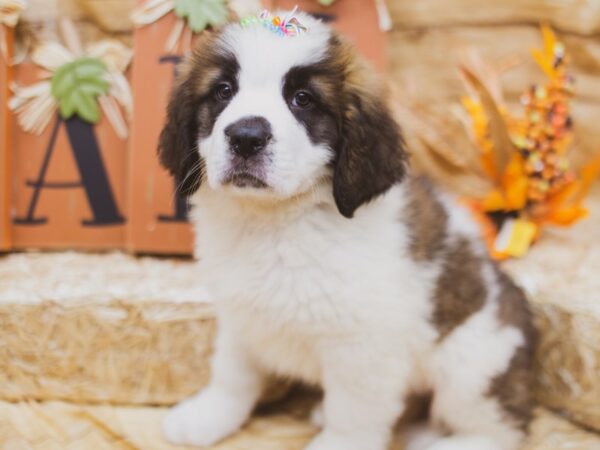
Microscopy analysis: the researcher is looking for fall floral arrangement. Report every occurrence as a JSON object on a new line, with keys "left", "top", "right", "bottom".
{"left": 460, "top": 26, "right": 600, "bottom": 259}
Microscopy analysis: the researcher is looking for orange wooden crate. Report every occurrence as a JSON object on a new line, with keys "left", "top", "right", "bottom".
{"left": 9, "top": 63, "right": 128, "bottom": 250}
{"left": 126, "top": 6, "right": 195, "bottom": 255}
{"left": 2, "top": 3, "right": 386, "bottom": 254}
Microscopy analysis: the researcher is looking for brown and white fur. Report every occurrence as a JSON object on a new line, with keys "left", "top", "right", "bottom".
{"left": 158, "top": 12, "right": 535, "bottom": 450}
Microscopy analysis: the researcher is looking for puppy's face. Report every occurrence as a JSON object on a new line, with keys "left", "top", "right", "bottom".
{"left": 160, "top": 12, "right": 407, "bottom": 217}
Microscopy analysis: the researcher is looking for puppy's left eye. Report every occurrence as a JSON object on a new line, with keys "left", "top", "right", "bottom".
{"left": 292, "top": 91, "right": 314, "bottom": 109}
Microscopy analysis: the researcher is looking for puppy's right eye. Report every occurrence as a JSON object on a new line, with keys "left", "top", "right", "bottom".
{"left": 215, "top": 82, "right": 233, "bottom": 101}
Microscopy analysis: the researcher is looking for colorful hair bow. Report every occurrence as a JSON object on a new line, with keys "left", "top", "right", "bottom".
{"left": 241, "top": 6, "right": 308, "bottom": 37}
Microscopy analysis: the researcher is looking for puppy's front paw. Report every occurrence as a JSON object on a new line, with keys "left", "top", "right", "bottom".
{"left": 162, "top": 389, "right": 249, "bottom": 447}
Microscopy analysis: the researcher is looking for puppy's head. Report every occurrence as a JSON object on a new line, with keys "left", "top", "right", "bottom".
{"left": 159, "top": 11, "right": 407, "bottom": 217}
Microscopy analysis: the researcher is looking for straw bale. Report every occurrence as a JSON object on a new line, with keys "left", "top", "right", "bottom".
{"left": 0, "top": 399, "right": 598, "bottom": 449}
{"left": 388, "top": 0, "right": 600, "bottom": 36}
{"left": 504, "top": 185, "right": 600, "bottom": 432}
{"left": 388, "top": 27, "right": 600, "bottom": 102}
{"left": 0, "top": 252, "right": 216, "bottom": 405}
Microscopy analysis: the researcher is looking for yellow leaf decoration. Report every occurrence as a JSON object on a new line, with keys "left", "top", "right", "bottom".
{"left": 460, "top": 67, "right": 514, "bottom": 182}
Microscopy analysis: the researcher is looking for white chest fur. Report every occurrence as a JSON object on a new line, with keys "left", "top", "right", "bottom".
{"left": 190, "top": 185, "right": 436, "bottom": 383}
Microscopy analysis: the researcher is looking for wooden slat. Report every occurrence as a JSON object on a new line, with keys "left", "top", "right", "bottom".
{"left": 126, "top": 8, "right": 195, "bottom": 256}
{"left": 0, "top": 27, "right": 13, "bottom": 251}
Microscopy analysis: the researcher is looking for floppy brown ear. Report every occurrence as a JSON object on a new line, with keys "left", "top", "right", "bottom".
{"left": 158, "top": 69, "right": 203, "bottom": 196}
{"left": 333, "top": 71, "right": 408, "bottom": 218}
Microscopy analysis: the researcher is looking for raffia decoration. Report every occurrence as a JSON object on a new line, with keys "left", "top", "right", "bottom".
{"left": 0, "top": 252, "right": 216, "bottom": 405}
{"left": 504, "top": 184, "right": 600, "bottom": 432}
{"left": 8, "top": 19, "right": 133, "bottom": 138}
{"left": 0, "top": 0, "right": 26, "bottom": 61}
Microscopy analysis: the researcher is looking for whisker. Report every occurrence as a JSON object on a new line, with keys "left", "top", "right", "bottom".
{"left": 169, "top": 155, "right": 204, "bottom": 209}
{"left": 175, "top": 161, "right": 203, "bottom": 194}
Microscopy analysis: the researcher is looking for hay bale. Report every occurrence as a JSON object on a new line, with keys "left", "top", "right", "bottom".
{"left": 388, "top": 0, "right": 600, "bottom": 36}
{"left": 0, "top": 252, "right": 215, "bottom": 405}
{"left": 504, "top": 185, "right": 600, "bottom": 432}
{"left": 0, "top": 399, "right": 597, "bottom": 449}
{"left": 388, "top": 27, "right": 600, "bottom": 103}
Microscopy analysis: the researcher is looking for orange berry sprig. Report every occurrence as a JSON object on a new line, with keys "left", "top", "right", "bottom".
{"left": 513, "top": 35, "right": 576, "bottom": 205}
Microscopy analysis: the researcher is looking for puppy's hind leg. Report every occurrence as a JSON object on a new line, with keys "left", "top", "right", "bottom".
{"left": 162, "top": 320, "right": 265, "bottom": 447}
{"left": 424, "top": 337, "right": 532, "bottom": 450}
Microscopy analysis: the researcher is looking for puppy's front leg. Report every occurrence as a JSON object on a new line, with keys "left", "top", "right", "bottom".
{"left": 306, "top": 349, "right": 408, "bottom": 450}
{"left": 162, "top": 321, "right": 264, "bottom": 447}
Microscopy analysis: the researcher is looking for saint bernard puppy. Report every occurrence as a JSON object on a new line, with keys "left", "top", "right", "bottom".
{"left": 158, "top": 11, "right": 535, "bottom": 450}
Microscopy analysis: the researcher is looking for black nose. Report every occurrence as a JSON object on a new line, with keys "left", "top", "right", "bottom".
{"left": 225, "top": 116, "right": 272, "bottom": 159}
